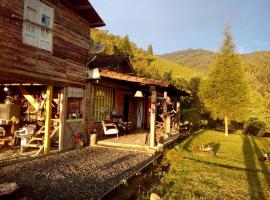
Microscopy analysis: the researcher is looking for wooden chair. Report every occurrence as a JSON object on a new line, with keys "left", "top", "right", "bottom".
{"left": 102, "top": 121, "right": 119, "bottom": 138}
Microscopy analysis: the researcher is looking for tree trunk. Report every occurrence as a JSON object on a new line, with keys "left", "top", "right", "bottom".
{"left": 224, "top": 116, "right": 228, "bottom": 136}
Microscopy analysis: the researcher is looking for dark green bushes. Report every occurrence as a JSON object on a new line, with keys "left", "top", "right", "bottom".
{"left": 244, "top": 120, "right": 269, "bottom": 137}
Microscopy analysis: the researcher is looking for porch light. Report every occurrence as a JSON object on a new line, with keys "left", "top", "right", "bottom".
{"left": 134, "top": 90, "right": 143, "bottom": 98}
{"left": 88, "top": 68, "right": 100, "bottom": 79}
{"left": 3, "top": 86, "right": 8, "bottom": 92}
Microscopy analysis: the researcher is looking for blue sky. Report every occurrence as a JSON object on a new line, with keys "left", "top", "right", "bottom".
{"left": 91, "top": 0, "right": 270, "bottom": 55}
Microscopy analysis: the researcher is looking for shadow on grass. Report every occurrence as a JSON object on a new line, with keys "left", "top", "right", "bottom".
{"left": 182, "top": 129, "right": 205, "bottom": 152}
{"left": 243, "top": 135, "right": 266, "bottom": 200}
{"left": 182, "top": 157, "right": 269, "bottom": 173}
{"left": 250, "top": 137, "right": 270, "bottom": 188}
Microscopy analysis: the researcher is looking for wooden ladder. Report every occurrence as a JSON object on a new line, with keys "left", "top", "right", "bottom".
{"left": 24, "top": 125, "right": 59, "bottom": 155}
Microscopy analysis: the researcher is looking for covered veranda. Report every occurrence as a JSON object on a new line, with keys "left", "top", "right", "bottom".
{"left": 89, "top": 70, "right": 190, "bottom": 150}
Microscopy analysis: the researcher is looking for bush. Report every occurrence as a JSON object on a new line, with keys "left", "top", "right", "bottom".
{"left": 245, "top": 120, "right": 267, "bottom": 137}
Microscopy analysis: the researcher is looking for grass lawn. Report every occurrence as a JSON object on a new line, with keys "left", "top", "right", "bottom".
{"left": 153, "top": 130, "right": 270, "bottom": 200}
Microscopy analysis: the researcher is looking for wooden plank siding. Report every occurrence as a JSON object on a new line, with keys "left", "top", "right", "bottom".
{"left": 0, "top": 0, "right": 90, "bottom": 87}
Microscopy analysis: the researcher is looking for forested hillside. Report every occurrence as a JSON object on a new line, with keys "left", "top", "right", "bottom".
{"left": 91, "top": 29, "right": 200, "bottom": 82}
{"left": 161, "top": 49, "right": 270, "bottom": 94}
{"left": 161, "top": 49, "right": 216, "bottom": 72}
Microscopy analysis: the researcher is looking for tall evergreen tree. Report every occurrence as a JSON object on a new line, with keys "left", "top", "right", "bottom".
{"left": 147, "top": 44, "right": 154, "bottom": 55}
{"left": 199, "top": 23, "right": 250, "bottom": 136}
{"left": 121, "top": 35, "right": 131, "bottom": 55}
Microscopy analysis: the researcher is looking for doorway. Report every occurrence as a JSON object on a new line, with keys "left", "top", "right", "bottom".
{"left": 123, "top": 95, "right": 129, "bottom": 122}
{"left": 136, "top": 99, "right": 144, "bottom": 128}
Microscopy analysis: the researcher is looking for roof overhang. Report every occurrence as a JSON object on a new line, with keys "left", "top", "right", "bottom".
{"left": 61, "top": 0, "right": 105, "bottom": 27}
{"left": 87, "top": 54, "right": 136, "bottom": 75}
{"left": 94, "top": 70, "right": 190, "bottom": 97}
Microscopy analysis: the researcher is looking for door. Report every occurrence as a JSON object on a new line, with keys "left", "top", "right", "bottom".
{"left": 123, "top": 95, "right": 129, "bottom": 122}
{"left": 136, "top": 100, "right": 144, "bottom": 128}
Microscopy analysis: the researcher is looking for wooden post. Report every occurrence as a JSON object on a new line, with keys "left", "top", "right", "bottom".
{"left": 59, "top": 87, "right": 67, "bottom": 151}
{"left": 177, "top": 101, "right": 181, "bottom": 122}
{"left": 175, "top": 101, "right": 181, "bottom": 133}
{"left": 44, "top": 85, "right": 53, "bottom": 154}
{"left": 165, "top": 115, "right": 171, "bottom": 134}
{"left": 150, "top": 86, "right": 157, "bottom": 148}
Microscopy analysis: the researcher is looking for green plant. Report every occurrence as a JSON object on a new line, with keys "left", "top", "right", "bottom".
{"left": 245, "top": 120, "right": 267, "bottom": 137}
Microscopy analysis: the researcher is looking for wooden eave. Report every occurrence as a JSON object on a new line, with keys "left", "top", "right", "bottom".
{"left": 98, "top": 70, "right": 190, "bottom": 96}
{"left": 61, "top": 0, "right": 105, "bottom": 27}
{"left": 88, "top": 54, "right": 136, "bottom": 75}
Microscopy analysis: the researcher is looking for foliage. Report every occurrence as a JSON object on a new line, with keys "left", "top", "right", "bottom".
{"left": 245, "top": 120, "right": 268, "bottom": 137}
{"left": 150, "top": 58, "right": 202, "bottom": 81}
{"left": 151, "top": 130, "right": 270, "bottom": 199}
{"left": 91, "top": 29, "right": 201, "bottom": 81}
{"left": 161, "top": 48, "right": 216, "bottom": 72}
{"left": 147, "top": 44, "right": 154, "bottom": 55}
{"left": 199, "top": 25, "right": 250, "bottom": 124}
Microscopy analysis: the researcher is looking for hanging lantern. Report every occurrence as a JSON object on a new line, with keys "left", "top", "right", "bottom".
{"left": 134, "top": 90, "right": 143, "bottom": 98}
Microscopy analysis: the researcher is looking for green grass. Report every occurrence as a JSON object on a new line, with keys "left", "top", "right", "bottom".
{"left": 153, "top": 130, "right": 270, "bottom": 200}
{"left": 151, "top": 58, "right": 202, "bottom": 80}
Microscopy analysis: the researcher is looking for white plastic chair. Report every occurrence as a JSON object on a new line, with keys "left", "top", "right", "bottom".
{"left": 13, "top": 124, "right": 36, "bottom": 150}
{"left": 102, "top": 121, "right": 119, "bottom": 138}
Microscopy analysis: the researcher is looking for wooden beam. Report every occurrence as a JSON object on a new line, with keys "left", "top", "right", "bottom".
{"left": 175, "top": 101, "right": 181, "bottom": 133}
{"left": 44, "top": 85, "right": 53, "bottom": 154}
{"left": 18, "top": 87, "right": 39, "bottom": 110}
{"left": 177, "top": 101, "right": 181, "bottom": 122}
{"left": 165, "top": 115, "right": 171, "bottom": 134}
{"left": 150, "top": 86, "right": 157, "bottom": 148}
{"left": 59, "top": 87, "right": 67, "bottom": 151}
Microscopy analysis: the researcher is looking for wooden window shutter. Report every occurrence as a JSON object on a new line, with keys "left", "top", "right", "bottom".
{"left": 38, "top": 2, "right": 54, "bottom": 51}
{"left": 22, "top": 0, "right": 38, "bottom": 47}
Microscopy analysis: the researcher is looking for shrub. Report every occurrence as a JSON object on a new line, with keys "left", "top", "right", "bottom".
{"left": 245, "top": 120, "right": 267, "bottom": 137}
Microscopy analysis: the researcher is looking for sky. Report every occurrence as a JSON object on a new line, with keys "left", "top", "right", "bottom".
{"left": 90, "top": 0, "right": 270, "bottom": 55}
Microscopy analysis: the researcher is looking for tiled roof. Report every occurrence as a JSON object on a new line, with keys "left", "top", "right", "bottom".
{"left": 100, "top": 70, "right": 190, "bottom": 96}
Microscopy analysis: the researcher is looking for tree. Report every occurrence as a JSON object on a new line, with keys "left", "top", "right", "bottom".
{"left": 121, "top": 35, "right": 132, "bottom": 55}
{"left": 147, "top": 44, "right": 154, "bottom": 55}
{"left": 199, "top": 23, "right": 250, "bottom": 136}
{"left": 163, "top": 70, "right": 173, "bottom": 82}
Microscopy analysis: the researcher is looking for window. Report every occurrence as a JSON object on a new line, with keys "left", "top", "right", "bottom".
{"left": 23, "top": 0, "right": 54, "bottom": 51}
{"left": 94, "top": 86, "right": 114, "bottom": 122}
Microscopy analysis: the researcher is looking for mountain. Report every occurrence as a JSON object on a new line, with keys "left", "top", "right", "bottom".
{"left": 149, "top": 58, "right": 202, "bottom": 80}
{"left": 161, "top": 49, "right": 270, "bottom": 93}
{"left": 161, "top": 49, "right": 216, "bottom": 72}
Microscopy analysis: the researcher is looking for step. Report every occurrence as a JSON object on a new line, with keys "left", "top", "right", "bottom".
{"left": 26, "top": 144, "right": 42, "bottom": 148}
{"left": 31, "top": 138, "right": 43, "bottom": 141}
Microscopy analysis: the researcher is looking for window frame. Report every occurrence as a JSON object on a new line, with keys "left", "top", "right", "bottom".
{"left": 22, "top": 0, "right": 54, "bottom": 52}
{"left": 93, "top": 86, "right": 115, "bottom": 122}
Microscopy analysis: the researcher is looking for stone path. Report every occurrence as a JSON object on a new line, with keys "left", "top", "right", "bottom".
{"left": 0, "top": 147, "right": 152, "bottom": 200}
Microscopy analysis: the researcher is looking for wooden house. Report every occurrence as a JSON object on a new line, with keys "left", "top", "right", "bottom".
{"left": 0, "top": 0, "right": 105, "bottom": 153}
{"left": 86, "top": 54, "right": 189, "bottom": 148}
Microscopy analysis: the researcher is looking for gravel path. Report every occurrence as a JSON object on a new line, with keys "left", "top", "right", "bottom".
{"left": 0, "top": 147, "right": 152, "bottom": 200}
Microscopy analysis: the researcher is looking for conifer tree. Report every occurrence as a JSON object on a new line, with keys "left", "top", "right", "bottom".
{"left": 147, "top": 44, "right": 154, "bottom": 55}
{"left": 199, "top": 23, "right": 250, "bottom": 136}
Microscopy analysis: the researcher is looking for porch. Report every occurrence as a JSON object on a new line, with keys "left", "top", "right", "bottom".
{"left": 97, "top": 129, "right": 148, "bottom": 150}
{"left": 97, "top": 128, "right": 182, "bottom": 151}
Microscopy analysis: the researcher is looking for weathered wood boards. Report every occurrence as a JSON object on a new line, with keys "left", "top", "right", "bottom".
{"left": 0, "top": 0, "right": 91, "bottom": 87}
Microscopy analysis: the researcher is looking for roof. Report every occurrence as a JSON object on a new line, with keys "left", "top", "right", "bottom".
{"left": 88, "top": 54, "right": 136, "bottom": 75}
{"left": 62, "top": 0, "right": 105, "bottom": 27}
{"left": 99, "top": 70, "right": 190, "bottom": 96}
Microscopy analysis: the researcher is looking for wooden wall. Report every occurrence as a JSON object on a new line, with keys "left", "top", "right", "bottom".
{"left": 0, "top": 0, "right": 90, "bottom": 87}
{"left": 85, "top": 80, "right": 139, "bottom": 138}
